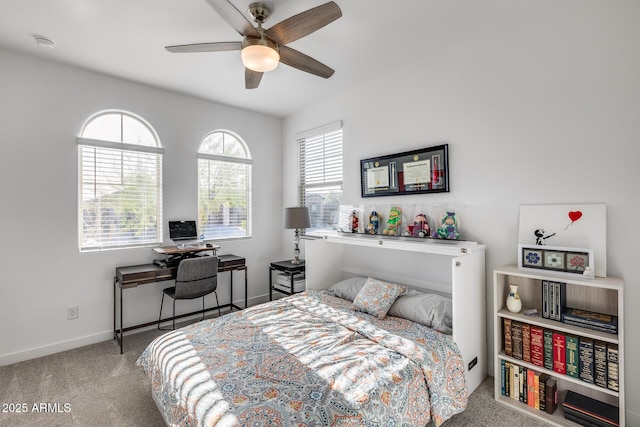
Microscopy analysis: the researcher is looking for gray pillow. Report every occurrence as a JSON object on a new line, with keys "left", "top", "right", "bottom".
{"left": 388, "top": 289, "right": 453, "bottom": 334}
{"left": 325, "top": 277, "right": 367, "bottom": 301}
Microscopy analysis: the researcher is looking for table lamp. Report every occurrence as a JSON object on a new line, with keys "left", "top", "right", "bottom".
{"left": 284, "top": 207, "right": 311, "bottom": 264}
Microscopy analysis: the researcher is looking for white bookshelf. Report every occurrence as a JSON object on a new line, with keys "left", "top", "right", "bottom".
{"left": 493, "top": 265, "right": 624, "bottom": 426}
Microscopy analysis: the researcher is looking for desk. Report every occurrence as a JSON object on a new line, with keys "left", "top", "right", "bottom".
{"left": 269, "top": 260, "right": 305, "bottom": 301}
{"left": 153, "top": 243, "right": 220, "bottom": 256}
{"left": 113, "top": 254, "right": 246, "bottom": 353}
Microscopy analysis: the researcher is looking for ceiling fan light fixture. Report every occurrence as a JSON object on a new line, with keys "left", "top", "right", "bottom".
{"left": 241, "top": 37, "right": 279, "bottom": 72}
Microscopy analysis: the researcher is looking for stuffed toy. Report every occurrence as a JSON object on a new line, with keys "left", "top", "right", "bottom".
{"left": 432, "top": 211, "right": 461, "bottom": 240}
{"left": 382, "top": 206, "right": 402, "bottom": 236}
{"left": 412, "top": 213, "right": 430, "bottom": 237}
{"left": 367, "top": 211, "right": 380, "bottom": 234}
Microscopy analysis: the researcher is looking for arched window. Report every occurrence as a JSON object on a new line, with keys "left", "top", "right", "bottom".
{"left": 198, "top": 130, "right": 252, "bottom": 239}
{"left": 78, "top": 110, "right": 163, "bottom": 250}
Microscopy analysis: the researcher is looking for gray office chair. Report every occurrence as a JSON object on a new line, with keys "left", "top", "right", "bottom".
{"left": 158, "top": 255, "right": 221, "bottom": 330}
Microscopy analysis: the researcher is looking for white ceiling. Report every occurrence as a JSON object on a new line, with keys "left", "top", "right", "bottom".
{"left": 0, "top": 0, "right": 434, "bottom": 117}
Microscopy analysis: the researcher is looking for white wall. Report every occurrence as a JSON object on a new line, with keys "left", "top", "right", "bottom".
{"left": 283, "top": 1, "right": 640, "bottom": 423}
{"left": 0, "top": 47, "right": 283, "bottom": 364}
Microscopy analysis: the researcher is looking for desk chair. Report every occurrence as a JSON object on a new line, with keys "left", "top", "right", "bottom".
{"left": 158, "top": 255, "right": 221, "bottom": 330}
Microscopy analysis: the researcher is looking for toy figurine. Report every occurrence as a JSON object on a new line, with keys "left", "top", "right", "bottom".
{"left": 367, "top": 211, "right": 380, "bottom": 234}
{"left": 350, "top": 210, "right": 359, "bottom": 233}
{"left": 382, "top": 206, "right": 402, "bottom": 236}
{"left": 432, "top": 211, "right": 461, "bottom": 240}
{"left": 412, "top": 213, "right": 430, "bottom": 238}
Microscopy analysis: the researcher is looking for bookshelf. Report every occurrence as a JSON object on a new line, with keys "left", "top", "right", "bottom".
{"left": 493, "top": 265, "right": 624, "bottom": 426}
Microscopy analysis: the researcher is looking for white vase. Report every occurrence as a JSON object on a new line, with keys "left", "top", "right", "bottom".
{"left": 506, "top": 284, "right": 522, "bottom": 313}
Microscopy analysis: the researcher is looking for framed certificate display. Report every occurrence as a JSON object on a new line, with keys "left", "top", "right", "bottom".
{"left": 360, "top": 144, "right": 449, "bottom": 197}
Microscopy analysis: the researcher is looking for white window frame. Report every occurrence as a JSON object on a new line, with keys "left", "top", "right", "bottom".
{"left": 197, "top": 130, "right": 252, "bottom": 241}
{"left": 297, "top": 121, "right": 343, "bottom": 236}
{"left": 77, "top": 110, "right": 163, "bottom": 251}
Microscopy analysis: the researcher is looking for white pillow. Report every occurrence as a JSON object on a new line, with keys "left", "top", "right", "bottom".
{"left": 325, "top": 277, "right": 367, "bottom": 301}
{"left": 388, "top": 289, "right": 453, "bottom": 334}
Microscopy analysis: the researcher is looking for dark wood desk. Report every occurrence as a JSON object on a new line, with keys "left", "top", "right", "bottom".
{"left": 113, "top": 254, "right": 246, "bottom": 353}
{"left": 269, "top": 259, "right": 305, "bottom": 301}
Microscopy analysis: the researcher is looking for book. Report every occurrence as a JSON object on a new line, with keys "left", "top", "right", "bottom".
{"left": 519, "top": 365, "right": 525, "bottom": 403}
{"left": 538, "top": 373, "right": 549, "bottom": 412}
{"left": 553, "top": 281, "right": 566, "bottom": 321}
{"left": 579, "top": 337, "right": 595, "bottom": 384}
{"left": 527, "top": 368, "right": 535, "bottom": 407}
{"left": 562, "top": 319, "right": 618, "bottom": 335}
{"left": 545, "top": 378, "right": 557, "bottom": 414}
{"left": 503, "top": 318, "right": 512, "bottom": 357}
{"left": 566, "top": 334, "right": 580, "bottom": 378}
{"left": 594, "top": 340, "right": 608, "bottom": 389}
{"left": 552, "top": 331, "right": 566, "bottom": 374}
{"left": 543, "top": 329, "right": 554, "bottom": 370}
{"left": 530, "top": 325, "right": 544, "bottom": 367}
{"left": 533, "top": 371, "right": 540, "bottom": 410}
{"left": 562, "top": 390, "right": 619, "bottom": 427}
{"left": 500, "top": 360, "right": 505, "bottom": 395}
{"left": 542, "top": 280, "right": 550, "bottom": 319}
{"left": 564, "top": 407, "right": 618, "bottom": 427}
{"left": 513, "top": 363, "right": 520, "bottom": 400}
{"left": 512, "top": 320, "right": 523, "bottom": 360}
{"left": 549, "top": 280, "right": 556, "bottom": 320}
{"left": 562, "top": 307, "right": 618, "bottom": 332}
{"left": 522, "top": 323, "right": 531, "bottom": 363}
{"left": 607, "top": 344, "right": 619, "bottom": 392}
{"left": 505, "top": 361, "right": 510, "bottom": 397}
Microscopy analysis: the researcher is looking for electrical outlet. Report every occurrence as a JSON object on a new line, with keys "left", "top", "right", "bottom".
{"left": 67, "top": 305, "right": 78, "bottom": 320}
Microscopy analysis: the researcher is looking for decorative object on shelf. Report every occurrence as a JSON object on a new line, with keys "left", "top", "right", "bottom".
{"left": 506, "top": 284, "right": 522, "bottom": 313}
{"left": 360, "top": 144, "right": 449, "bottom": 197}
{"left": 350, "top": 210, "right": 359, "bottom": 233}
{"left": 518, "top": 203, "right": 607, "bottom": 276}
{"left": 432, "top": 211, "right": 461, "bottom": 240}
{"left": 382, "top": 206, "right": 402, "bottom": 236}
{"left": 411, "top": 213, "right": 430, "bottom": 238}
{"left": 518, "top": 244, "right": 594, "bottom": 278}
{"left": 284, "top": 207, "right": 311, "bottom": 265}
{"left": 367, "top": 210, "right": 380, "bottom": 234}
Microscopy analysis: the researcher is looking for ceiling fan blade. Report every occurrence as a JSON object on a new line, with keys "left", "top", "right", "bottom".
{"left": 265, "top": 1, "right": 342, "bottom": 46}
{"left": 165, "top": 41, "right": 242, "bottom": 53}
{"left": 245, "top": 68, "right": 263, "bottom": 89}
{"left": 204, "top": 0, "right": 259, "bottom": 38}
{"left": 279, "top": 46, "right": 334, "bottom": 79}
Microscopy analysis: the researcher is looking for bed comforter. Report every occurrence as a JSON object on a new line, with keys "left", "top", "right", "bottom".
{"left": 136, "top": 290, "right": 467, "bottom": 426}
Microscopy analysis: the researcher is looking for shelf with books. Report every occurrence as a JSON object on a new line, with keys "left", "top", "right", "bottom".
{"left": 494, "top": 265, "right": 624, "bottom": 427}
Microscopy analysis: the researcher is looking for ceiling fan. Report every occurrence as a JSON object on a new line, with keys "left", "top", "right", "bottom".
{"left": 165, "top": 0, "right": 342, "bottom": 89}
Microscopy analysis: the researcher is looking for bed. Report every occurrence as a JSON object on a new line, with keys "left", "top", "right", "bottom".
{"left": 137, "top": 277, "right": 468, "bottom": 426}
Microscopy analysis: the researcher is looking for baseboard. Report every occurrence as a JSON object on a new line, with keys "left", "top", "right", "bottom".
{"left": 626, "top": 410, "right": 639, "bottom": 426}
{"left": 0, "top": 330, "right": 113, "bottom": 367}
{"left": 1, "top": 295, "right": 272, "bottom": 367}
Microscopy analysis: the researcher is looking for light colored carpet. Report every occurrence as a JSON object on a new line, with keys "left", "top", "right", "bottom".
{"left": 0, "top": 324, "right": 552, "bottom": 426}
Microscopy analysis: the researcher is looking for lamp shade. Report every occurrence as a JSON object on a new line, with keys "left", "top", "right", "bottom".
{"left": 284, "top": 207, "right": 311, "bottom": 229}
{"left": 241, "top": 37, "right": 280, "bottom": 72}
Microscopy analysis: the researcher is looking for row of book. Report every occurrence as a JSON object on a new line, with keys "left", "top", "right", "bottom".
{"left": 503, "top": 318, "right": 619, "bottom": 391}
{"left": 500, "top": 360, "right": 557, "bottom": 413}
{"left": 541, "top": 280, "right": 618, "bottom": 335}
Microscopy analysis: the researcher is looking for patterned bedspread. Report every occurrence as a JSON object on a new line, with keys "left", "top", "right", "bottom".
{"left": 136, "top": 291, "right": 467, "bottom": 427}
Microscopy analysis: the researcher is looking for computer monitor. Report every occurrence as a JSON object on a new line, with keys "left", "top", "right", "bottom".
{"left": 168, "top": 220, "right": 198, "bottom": 248}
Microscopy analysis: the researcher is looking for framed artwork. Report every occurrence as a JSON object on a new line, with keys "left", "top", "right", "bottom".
{"left": 518, "top": 244, "right": 594, "bottom": 278}
{"left": 360, "top": 144, "right": 449, "bottom": 197}
{"left": 518, "top": 203, "right": 606, "bottom": 277}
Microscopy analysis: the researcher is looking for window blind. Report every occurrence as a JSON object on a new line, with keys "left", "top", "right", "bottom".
{"left": 78, "top": 142, "right": 163, "bottom": 250}
{"left": 298, "top": 122, "right": 343, "bottom": 234}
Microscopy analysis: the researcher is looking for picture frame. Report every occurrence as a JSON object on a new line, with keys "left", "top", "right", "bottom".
{"left": 518, "top": 244, "right": 594, "bottom": 278}
{"left": 360, "top": 144, "right": 449, "bottom": 197}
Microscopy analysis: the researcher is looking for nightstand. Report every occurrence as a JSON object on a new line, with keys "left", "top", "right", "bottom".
{"left": 269, "top": 260, "right": 306, "bottom": 300}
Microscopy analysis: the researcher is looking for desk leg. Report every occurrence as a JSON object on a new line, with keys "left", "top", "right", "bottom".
{"left": 269, "top": 266, "right": 273, "bottom": 301}
{"left": 290, "top": 271, "right": 294, "bottom": 295}
{"left": 229, "top": 270, "right": 234, "bottom": 311}
{"left": 244, "top": 267, "right": 248, "bottom": 309}
{"left": 119, "top": 282, "right": 123, "bottom": 354}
